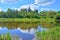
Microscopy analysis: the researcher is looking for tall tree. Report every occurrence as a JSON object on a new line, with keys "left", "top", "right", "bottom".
{"left": 6, "top": 8, "right": 12, "bottom": 18}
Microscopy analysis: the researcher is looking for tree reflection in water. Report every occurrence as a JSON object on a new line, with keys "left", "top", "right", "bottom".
{"left": 0, "top": 22, "right": 54, "bottom": 30}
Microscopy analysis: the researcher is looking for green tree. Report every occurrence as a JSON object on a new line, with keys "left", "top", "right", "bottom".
{"left": 47, "top": 11, "right": 56, "bottom": 18}
{"left": 39, "top": 11, "right": 47, "bottom": 18}
{"left": 18, "top": 9, "right": 27, "bottom": 18}
{"left": 55, "top": 13, "right": 60, "bottom": 20}
{"left": 6, "top": 8, "right": 12, "bottom": 18}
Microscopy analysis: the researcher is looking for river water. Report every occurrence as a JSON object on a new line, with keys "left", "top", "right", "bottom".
{"left": 0, "top": 22, "right": 53, "bottom": 40}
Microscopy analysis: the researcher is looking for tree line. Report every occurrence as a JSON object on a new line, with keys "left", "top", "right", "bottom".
{"left": 0, "top": 8, "right": 60, "bottom": 19}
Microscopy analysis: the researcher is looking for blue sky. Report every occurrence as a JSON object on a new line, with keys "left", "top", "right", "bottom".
{"left": 0, "top": 0, "right": 60, "bottom": 11}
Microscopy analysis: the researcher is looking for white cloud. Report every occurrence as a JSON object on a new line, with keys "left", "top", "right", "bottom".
{"left": 0, "top": 0, "right": 18, "bottom": 4}
{"left": 40, "top": 8, "right": 50, "bottom": 11}
{"left": 40, "top": 8, "right": 56, "bottom": 11}
{"left": 35, "top": 0, "right": 55, "bottom": 6}
{"left": 0, "top": 0, "right": 5, "bottom": 3}
{"left": 17, "top": 0, "right": 55, "bottom": 11}
{"left": 20, "top": 4, "right": 39, "bottom": 11}
{"left": 13, "top": 4, "right": 39, "bottom": 11}
{"left": 0, "top": 8, "right": 2, "bottom": 11}
{"left": 13, "top": 8, "right": 20, "bottom": 11}
{"left": 11, "top": 0, "right": 55, "bottom": 11}
{"left": 20, "top": 5, "right": 30, "bottom": 9}
{"left": 29, "top": 4, "right": 39, "bottom": 10}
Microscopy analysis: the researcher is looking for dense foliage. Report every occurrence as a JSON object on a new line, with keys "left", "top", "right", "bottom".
{"left": 36, "top": 27, "right": 60, "bottom": 40}
{"left": 0, "top": 8, "right": 38, "bottom": 18}
{"left": 0, "top": 8, "right": 60, "bottom": 19}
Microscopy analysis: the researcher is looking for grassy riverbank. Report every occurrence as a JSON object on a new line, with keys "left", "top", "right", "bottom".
{"left": 0, "top": 18, "right": 55, "bottom": 22}
{"left": 0, "top": 18, "right": 40, "bottom": 22}
{"left": 36, "top": 27, "right": 60, "bottom": 40}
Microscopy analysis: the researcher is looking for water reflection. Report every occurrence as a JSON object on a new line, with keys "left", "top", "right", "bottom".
{"left": 0, "top": 22, "right": 54, "bottom": 40}
{"left": 0, "top": 22, "right": 54, "bottom": 30}
{"left": 38, "top": 26, "right": 48, "bottom": 32}
{"left": 0, "top": 26, "right": 48, "bottom": 40}
{"left": 0, "top": 27, "right": 34, "bottom": 40}
{"left": 17, "top": 28, "right": 37, "bottom": 34}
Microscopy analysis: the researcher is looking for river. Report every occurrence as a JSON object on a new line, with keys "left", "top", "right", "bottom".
{"left": 0, "top": 22, "right": 54, "bottom": 40}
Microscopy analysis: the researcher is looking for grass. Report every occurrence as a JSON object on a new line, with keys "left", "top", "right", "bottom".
{"left": 0, "top": 18, "right": 55, "bottom": 22}
{"left": 0, "top": 33, "right": 11, "bottom": 40}
{"left": 0, "top": 18, "right": 41, "bottom": 22}
{"left": 40, "top": 18, "right": 55, "bottom": 22}
{"left": 36, "top": 27, "right": 60, "bottom": 40}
